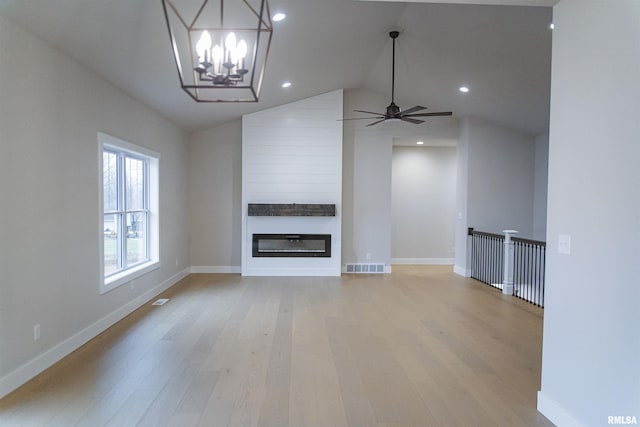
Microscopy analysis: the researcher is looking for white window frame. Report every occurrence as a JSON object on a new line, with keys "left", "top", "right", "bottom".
{"left": 98, "top": 132, "right": 160, "bottom": 294}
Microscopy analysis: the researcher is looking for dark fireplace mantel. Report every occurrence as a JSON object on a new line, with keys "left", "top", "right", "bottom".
{"left": 248, "top": 203, "right": 336, "bottom": 217}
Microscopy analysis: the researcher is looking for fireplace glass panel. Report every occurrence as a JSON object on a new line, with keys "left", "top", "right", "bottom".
{"left": 252, "top": 234, "right": 331, "bottom": 257}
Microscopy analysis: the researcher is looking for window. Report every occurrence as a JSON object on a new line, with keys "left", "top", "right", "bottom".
{"left": 99, "top": 133, "right": 159, "bottom": 293}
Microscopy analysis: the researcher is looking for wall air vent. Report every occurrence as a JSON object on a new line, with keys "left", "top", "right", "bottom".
{"left": 344, "top": 263, "right": 386, "bottom": 274}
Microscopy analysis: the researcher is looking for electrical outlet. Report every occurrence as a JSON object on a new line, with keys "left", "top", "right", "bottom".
{"left": 33, "top": 324, "right": 40, "bottom": 341}
{"left": 366, "top": 252, "right": 372, "bottom": 260}
{"left": 558, "top": 234, "right": 571, "bottom": 255}
{"left": 175, "top": 258, "right": 179, "bottom": 267}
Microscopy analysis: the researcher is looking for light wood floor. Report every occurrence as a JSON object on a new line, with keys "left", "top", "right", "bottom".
{"left": 0, "top": 266, "right": 553, "bottom": 426}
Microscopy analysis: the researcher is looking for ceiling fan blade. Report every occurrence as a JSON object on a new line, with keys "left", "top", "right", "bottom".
{"left": 405, "top": 111, "right": 453, "bottom": 118}
{"left": 366, "top": 119, "right": 386, "bottom": 127}
{"left": 354, "top": 109, "right": 384, "bottom": 116}
{"left": 339, "top": 116, "right": 385, "bottom": 121}
{"left": 400, "top": 105, "right": 427, "bottom": 115}
{"left": 400, "top": 117, "right": 425, "bottom": 125}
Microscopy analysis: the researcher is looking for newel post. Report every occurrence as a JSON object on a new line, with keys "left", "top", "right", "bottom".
{"left": 502, "top": 230, "right": 518, "bottom": 295}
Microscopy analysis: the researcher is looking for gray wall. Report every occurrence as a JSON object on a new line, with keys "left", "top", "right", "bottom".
{"left": 454, "top": 116, "right": 536, "bottom": 275}
{"left": 342, "top": 89, "right": 393, "bottom": 266}
{"left": 467, "top": 117, "right": 535, "bottom": 236}
{"left": 538, "top": 1, "right": 640, "bottom": 425}
{"left": 533, "top": 132, "right": 549, "bottom": 241}
{"left": 189, "top": 120, "right": 242, "bottom": 271}
{"left": 454, "top": 119, "right": 471, "bottom": 276}
{"left": 343, "top": 89, "right": 460, "bottom": 268}
{"left": 391, "top": 146, "right": 457, "bottom": 262}
{"left": 0, "top": 16, "right": 189, "bottom": 395}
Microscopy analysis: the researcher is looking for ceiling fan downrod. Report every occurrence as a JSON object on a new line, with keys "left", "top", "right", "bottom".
{"left": 389, "top": 30, "right": 399, "bottom": 105}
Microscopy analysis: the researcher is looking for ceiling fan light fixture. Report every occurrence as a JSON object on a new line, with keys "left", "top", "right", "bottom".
{"left": 459, "top": 86, "right": 469, "bottom": 93}
{"left": 385, "top": 102, "right": 401, "bottom": 119}
{"left": 161, "top": 0, "right": 274, "bottom": 102}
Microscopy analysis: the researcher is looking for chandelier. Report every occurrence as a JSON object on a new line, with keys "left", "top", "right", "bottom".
{"left": 162, "top": 0, "right": 273, "bottom": 102}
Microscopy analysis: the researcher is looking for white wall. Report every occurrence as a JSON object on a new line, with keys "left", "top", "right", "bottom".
{"left": 0, "top": 16, "right": 190, "bottom": 397}
{"left": 189, "top": 120, "right": 242, "bottom": 272}
{"left": 391, "top": 146, "right": 456, "bottom": 263}
{"left": 189, "top": 93, "right": 347, "bottom": 274}
{"left": 533, "top": 132, "right": 549, "bottom": 241}
{"left": 538, "top": 1, "right": 640, "bottom": 425}
{"left": 241, "top": 90, "right": 343, "bottom": 276}
{"left": 454, "top": 116, "right": 536, "bottom": 275}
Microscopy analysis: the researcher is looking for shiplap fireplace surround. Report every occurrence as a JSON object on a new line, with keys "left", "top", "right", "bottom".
{"left": 241, "top": 90, "right": 343, "bottom": 276}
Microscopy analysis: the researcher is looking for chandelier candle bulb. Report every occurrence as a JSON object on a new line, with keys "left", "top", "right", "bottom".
{"left": 225, "top": 32, "right": 236, "bottom": 65}
{"left": 212, "top": 44, "right": 223, "bottom": 74}
{"left": 196, "top": 31, "right": 212, "bottom": 64}
{"left": 237, "top": 40, "right": 247, "bottom": 70}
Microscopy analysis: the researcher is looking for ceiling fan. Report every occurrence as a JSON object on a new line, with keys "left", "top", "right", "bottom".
{"left": 343, "top": 30, "right": 453, "bottom": 127}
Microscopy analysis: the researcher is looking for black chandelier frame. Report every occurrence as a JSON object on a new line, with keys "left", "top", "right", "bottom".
{"left": 162, "top": 0, "right": 273, "bottom": 102}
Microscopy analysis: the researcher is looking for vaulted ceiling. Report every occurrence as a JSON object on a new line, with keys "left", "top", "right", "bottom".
{"left": 1, "top": 0, "right": 553, "bottom": 135}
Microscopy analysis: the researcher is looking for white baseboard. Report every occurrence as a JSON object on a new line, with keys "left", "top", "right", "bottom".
{"left": 190, "top": 265, "right": 241, "bottom": 274}
{"left": 537, "top": 391, "right": 585, "bottom": 427}
{"left": 454, "top": 265, "right": 471, "bottom": 277}
{"left": 242, "top": 267, "right": 340, "bottom": 276}
{"left": 0, "top": 268, "right": 190, "bottom": 400}
{"left": 392, "top": 258, "right": 454, "bottom": 265}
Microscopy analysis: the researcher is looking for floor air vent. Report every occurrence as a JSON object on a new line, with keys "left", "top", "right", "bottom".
{"left": 344, "top": 263, "right": 386, "bottom": 274}
{"left": 152, "top": 298, "right": 169, "bottom": 306}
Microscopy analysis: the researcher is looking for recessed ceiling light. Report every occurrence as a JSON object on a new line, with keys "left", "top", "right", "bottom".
{"left": 549, "top": 23, "right": 554, "bottom": 30}
{"left": 459, "top": 86, "right": 469, "bottom": 93}
{"left": 281, "top": 81, "right": 292, "bottom": 88}
{"left": 416, "top": 141, "right": 424, "bottom": 145}
{"left": 273, "top": 12, "right": 286, "bottom": 22}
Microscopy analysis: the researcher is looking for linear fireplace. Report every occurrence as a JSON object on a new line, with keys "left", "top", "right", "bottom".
{"left": 252, "top": 234, "right": 331, "bottom": 258}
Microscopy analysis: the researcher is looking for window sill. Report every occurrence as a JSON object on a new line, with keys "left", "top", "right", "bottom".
{"left": 101, "top": 260, "right": 160, "bottom": 294}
